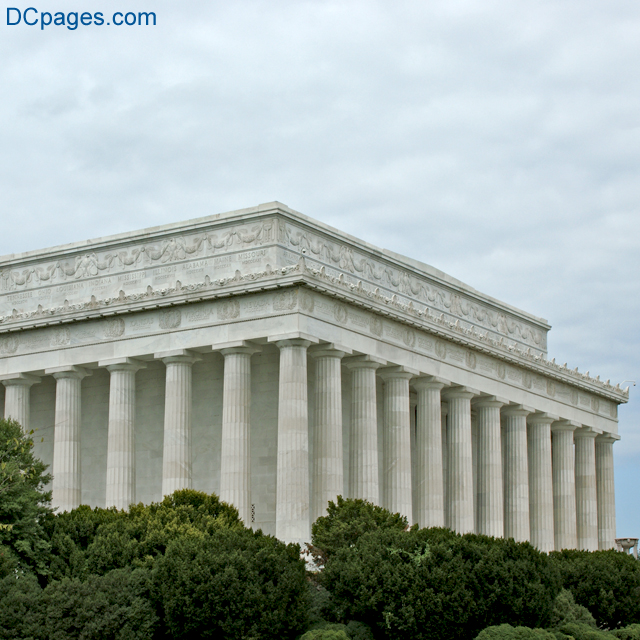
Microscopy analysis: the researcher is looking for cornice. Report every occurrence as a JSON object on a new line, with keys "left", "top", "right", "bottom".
{"left": 0, "top": 256, "right": 629, "bottom": 405}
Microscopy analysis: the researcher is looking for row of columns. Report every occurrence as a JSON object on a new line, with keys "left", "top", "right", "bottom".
{"left": 1, "top": 340, "right": 617, "bottom": 552}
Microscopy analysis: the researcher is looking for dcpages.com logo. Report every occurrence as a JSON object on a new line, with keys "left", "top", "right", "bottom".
{"left": 6, "top": 7, "right": 157, "bottom": 29}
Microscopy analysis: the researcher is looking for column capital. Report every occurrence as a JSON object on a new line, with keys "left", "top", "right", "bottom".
{"left": 45, "top": 365, "right": 92, "bottom": 380}
{"left": 154, "top": 349, "right": 202, "bottom": 365}
{"left": 596, "top": 432, "right": 620, "bottom": 444}
{"left": 212, "top": 340, "right": 261, "bottom": 356}
{"left": 378, "top": 365, "right": 419, "bottom": 381}
{"left": 99, "top": 357, "right": 147, "bottom": 373}
{"left": 574, "top": 427, "right": 598, "bottom": 440}
{"left": 0, "top": 373, "right": 41, "bottom": 387}
{"left": 308, "top": 343, "right": 352, "bottom": 359}
{"left": 441, "top": 385, "right": 477, "bottom": 401}
{"left": 343, "top": 354, "right": 387, "bottom": 370}
{"left": 268, "top": 331, "right": 319, "bottom": 348}
{"left": 472, "top": 395, "right": 506, "bottom": 409}
{"left": 412, "top": 375, "right": 447, "bottom": 391}
{"left": 551, "top": 419, "right": 580, "bottom": 433}
{"left": 528, "top": 412, "right": 558, "bottom": 426}
{"left": 502, "top": 404, "right": 534, "bottom": 418}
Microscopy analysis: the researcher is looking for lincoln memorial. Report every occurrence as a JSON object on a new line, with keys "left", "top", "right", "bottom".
{"left": 0, "top": 203, "right": 627, "bottom": 551}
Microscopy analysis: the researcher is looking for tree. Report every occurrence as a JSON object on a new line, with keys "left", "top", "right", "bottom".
{"left": 320, "top": 525, "right": 559, "bottom": 640}
{"left": 551, "top": 550, "right": 640, "bottom": 629}
{"left": 44, "top": 489, "right": 243, "bottom": 581}
{"left": 155, "top": 527, "right": 309, "bottom": 640}
{"left": 310, "top": 497, "right": 408, "bottom": 567}
{"left": 0, "top": 419, "right": 52, "bottom": 576}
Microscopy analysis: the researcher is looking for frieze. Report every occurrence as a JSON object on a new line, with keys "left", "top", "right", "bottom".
{"left": 277, "top": 220, "right": 548, "bottom": 353}
{"left": 0, "top": 232, "right": 629, "bottom": 405}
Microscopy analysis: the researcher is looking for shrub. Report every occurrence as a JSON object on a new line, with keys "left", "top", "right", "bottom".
{"left": 551, "top": 550, "right": 640, "bottom": 629}
{"left": 310, "top": 497, "right": 408, "bottom": 567}
{"left": 320, "top": 525, "right": 559, "bottom": 640}
{"left": 550, "top": 589, "right": 597, "bottom": 628}
{"left": 475, "top": 624, "right": 557, "bottom": 639}
{"left": 613, "top": 624, "right": 640, "bottom": 640}
{"left": 555, "top": 622, "right": 613, "bottom": 640}
{"left": 155, "top": 527, "right": 308, "bottom": 640}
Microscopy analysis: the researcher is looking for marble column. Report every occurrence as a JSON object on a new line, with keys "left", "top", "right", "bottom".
{"left": 527, "top": 414, "right": 555, "bottom": 552}
{"left": 502, "top": 405, "right": 531, "bottom": 542}
{"left": 413, "top": 377, "right": 446, "bottom": 529}
{"left": 157, "top": 350, "right": 200, "bottom": 497}
{"left": 345, "top": 356, "right": 384, "bottom": 505}
{"left": 410, "top": 391, "right": 417, "bottom": 524}
{"left": 46, "top": 366, "right": 91, "bottom": 512}
{"left": 100, "top": 358, "right": 145, "bottom": 511}
{"left": 575, "top": 428, "right": 598, "bottom": 551}
{"left": 595, "top": 433, "right": 617, "bottom": 550}
{"left": 274, "top": 338, "right": 313, "bottom": 546}
{"left": 552, "top": 421, "right": 578, "bottom": 550}
{"left": 310, "top": 345, "right": 347, "bottom": 523}
{"left": 379, "top": 367, "right": 414, "bottom": 522}
{"left": 474, "top": 397, "right": 504, "bottom": 538}
{"left": 219, "top": 343, "right": 258, "bottom": 526}
{"left": 442, "top": 387, "right": 475, "bottom": 534}
{"left": 441, "top": 402, "right": 449, "bottom": 528}
{"left": 2, "top": 374, "right": 40, "bottom": 430}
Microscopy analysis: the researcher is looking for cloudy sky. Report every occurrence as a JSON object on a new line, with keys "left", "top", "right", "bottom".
{"left": 2, "top": 1, "right": 638, "bottom": 535}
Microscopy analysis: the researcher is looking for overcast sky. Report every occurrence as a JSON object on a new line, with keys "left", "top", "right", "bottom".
{"left": 2, "top": 0, "right": 638, "bottom": 535}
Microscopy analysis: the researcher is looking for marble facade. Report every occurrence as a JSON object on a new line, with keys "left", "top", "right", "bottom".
{"left": 0, "top": 202, "right": 628, "bottom": 549}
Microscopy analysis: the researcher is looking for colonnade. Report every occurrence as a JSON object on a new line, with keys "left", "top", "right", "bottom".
{"left": 1, "top": 339, "right": 618, "bottom": 551}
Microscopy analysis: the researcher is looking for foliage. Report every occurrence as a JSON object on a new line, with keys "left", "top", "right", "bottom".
{"left": 0, "top": 573, "right": 43, "bottom": 640}
{"left": 300, "top": 624, "right": 350, "bottom": 640}
{"left": 612, "top": 624, "right": 640, "bottom": 640}
{"left": 310, "top": 497, "right": 408, "bottom": 567}
{"left": 43, "top": 489, "right": 243, "bottom": 581}
{"left": 155, "top": 527, "right": 308, "bottom": 640}
{"left": 550, "top": 589, "right": 597, "bottom": 628}
{"left": 554, "top": 622, "right": 613, "bottom": 640}
{"left": 475, "top": 624, "right": 557, "bottom": 639}
{"left": 0, "top": 419, "right": 52, "bottom": 576}
{"left": 0, "top": 567, "right": 157, "bottom": 640}
{"left": 320, "top": 525, "right": 559, "bottom": 640}
{"left": 551, "top": 550, "right": 640, "bottom": 629}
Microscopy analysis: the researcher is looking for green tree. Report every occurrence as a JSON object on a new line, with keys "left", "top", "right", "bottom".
{"left": 551, "top": 550, "right": 640, "bottom": 629}
{"left": 310, "top": 497, "right": 408, "bottom": 567}
{"left": 155, "top": 527, "right": 309, "bottom": 640}
{"left": 0, "top": 419, "right": 52, "bottom": 576}
{"left": 475, "top": 624, "right": 557, "bottom": 639}
{"left": 320, "top": 525, "right": 559, "bottom": 640}
{"left": 44, "top": 489, "right": 242, "bottom": 581}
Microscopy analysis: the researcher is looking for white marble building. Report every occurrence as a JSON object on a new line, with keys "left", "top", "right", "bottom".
{"left": 0, "top": 203, "right": 628, "bottom": 551}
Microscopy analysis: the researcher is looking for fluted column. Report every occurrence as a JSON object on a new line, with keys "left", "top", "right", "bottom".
{"left": 552, "top": 421, "right": 578, "bottom": 550}
{"left": 274, "top": 338, "right": 313, "bottom": 546}
{"left": 157, "top": 350, "right": 200, "bottom": 497}
{"left": 595, "top": 433, "right": 617, "bottom": 550}
{"left": 413, "top": 377, "right": 445, "bottom": 528}
{"left": 2, "top": 374, "right": 40, "bottom": 430}
{"left": 379, "top": 367, "right": 413, "bottom": 522}
{"left": 441, "top": 402, "right": 449, "bottom": 528}
{"left": 527, "top": 414, "right": 555, "bottom": 552}
{"left": 410, "top": 391, "right": 418, "bottom": 524}
{"left": 575, "top": 428, "right": 598, "bottom": 551}
{"left": 310, "top": 345, "right": 347, "bottom": 523}
{"left": 502, "top": 405, "right": 531, "bottom": 542}
{"left": 442, "top": 387, "right": 475, "bottom": 534}
{"left": 46, "top": 366, "right": 91, "bottom": 512}
{"left": 474, "top": 397, "right": 504, "bottom": 538}
{"left": 101, "top": 358, "right": 145, "bottom": 511}
{"left": 345, "top": 356, "right": 384, "bottom": 505}
{"left": 219, "top": 343, "right": 258, "bottom": 525}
